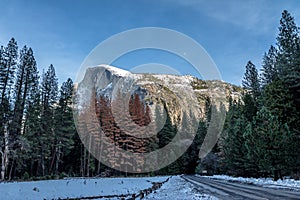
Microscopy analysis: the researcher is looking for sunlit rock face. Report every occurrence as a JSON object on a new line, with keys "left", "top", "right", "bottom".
{"left": 73, "top": 64, "right": 244, "bottom": 173}
{"left": 75, "top": 64, "right": 242, "bottom": 125}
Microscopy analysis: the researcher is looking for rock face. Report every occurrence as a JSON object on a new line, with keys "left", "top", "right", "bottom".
{"left": 75, "top": 64, "right": 242, "bottom": 125}
{"left": 74, "top": 64, "right": 244, "bottom": 173}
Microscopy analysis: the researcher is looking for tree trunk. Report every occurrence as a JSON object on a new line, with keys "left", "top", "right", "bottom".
{"left": 83, "top": 148, "right": 86, "bottom": 177}
{"left": 87, "top": 150, "right": 90, "bottom": 177}
{"left": 49, "top": 145, "right": 56, "bottom": 174}
{"left": 8, "top": 156, "right": 15, "bottom": 180}
{"left": 80, "top": 145, "right": 84, "bottom": 177}
{"left": 97, "top": 159, "right": 101, "bottom": 175}
{"left": 86, "top": 135, "right": 92, "bottom": 177}
{"left": 1, "top": 151, "right": 5, "bottom": 180}
{"left": 55, "top": 144, "right": 62, "bottom": 175}
{"left": 274, "top": 169, "right": 279, "bottom": 181}
{"left": 1, "top": 122, "right": 10, "bottom": 180}
{"left": 41, "top": 153, "right": 45, "bottom": 177}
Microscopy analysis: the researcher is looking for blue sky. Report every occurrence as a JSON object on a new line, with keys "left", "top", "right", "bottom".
{"left": 0, "top": 0, "right": 300, "bottom": 85}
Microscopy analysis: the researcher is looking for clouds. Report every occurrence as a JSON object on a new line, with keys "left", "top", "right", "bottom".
{"left": 163, "top": 0, "right": 300, "bottom": 85}
{"left": 170, "top": 0, "right": 286, "bottom": 35}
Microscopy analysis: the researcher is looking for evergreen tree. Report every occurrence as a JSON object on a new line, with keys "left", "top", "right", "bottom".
{"left": 39, "top": 64, "right": 58, "bottom": 176}
{"left": 276, "top": 10, "right": 300, "bottom": 112}
{"left": 0, "top": 38, "right": 18, "bottom": 103}
{"left": 263, "top": 79, "right": 296, "bottom": 124}
{"left": 222, "top": 100, "right": 249, "bottom": 176}
{"left": 185, "top": 119, "right": 207, "bottom": 174}
{"left": 11, "top": 46, "right": 38, "bottom": 142}
{"left": 261, "top": 45, "right": 278, "bottom": 86}
{"left": 156, "top": 104, "right": 178, "bottom": 174}
{"left": 0, "top": 38, "right": 18, "bottom": 134}
{"left": 0, "top": 46, "right": 5, "bottom": 99}
{"left": 41, "top": 64, "right": 58, "bottom": 107}
{"left": 157, "top": 106, "right": 176, "bottom": 148}
{"left": 0, "top": 38, "right": 18, "bottom": 180}
{"left": 242, "top": 93, "right": 258, "bottom": 122}
{"left": 245, "top": 107, "right": 297, "bottom": 180}
{"left": 242, "top": 61, "right": 260, "bottom": 100}
{"left": 53, "top": 78, "right": 75, "bottom": 175}
{"left": 276, "top": 10, "right": 299, "bottom": 73}
{"left": 9, "top": 46, "right": 39, "bottom": 179}
{"left": 23, "top": 81, "right": 41, "bottom": 177}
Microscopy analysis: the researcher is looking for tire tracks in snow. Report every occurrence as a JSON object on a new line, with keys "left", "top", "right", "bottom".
{"left": 182, "top": 175, "right": 300, "bottom": 200}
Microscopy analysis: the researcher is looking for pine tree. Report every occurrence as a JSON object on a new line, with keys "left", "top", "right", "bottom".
{"left": 261, "top": 45, "right": 278, "bottom": 86}
{"left": 0, "top": 38, "right": 18, "bottom": 103}
{"left": 242, "top": 61, "right": 260, "bottom": 100}
{"left": 275, "top": 11, "right": 300, "bottom": 173}
{"left": 245, "top": 107, "right": 297, "bottom": 180}
{"left": 157, "top": 106, "right": 176, "bottom": 148}
{"left": 0, "top": 38, "right": 18, "bottom": 134}
{"left": 0, "top": 46, "right": 6, "bottom": 99}
{"left": 156, "top": 104, "right": 178, "bottom": 174}
{"left": 276, "top": 10, "right": 299, "bottom": 75}
{"left": 263, "top": 79, "right": 296, "bottom": 124}
{"left": 276, "top": 10, "right": 300, "bottom": 112}
{"left": 242, "top": 93, "right": 258, "bottom": 122}
{"left": 53, "top": 78, "right": 75, "bottom": 175}
{"left": 222, "top": 100, "right": 249, "bottom": 176}
{"left": 41, "top": 64, "right": 58, "bottom": 107}
{"left": 39, "top": 64, "right": 58, "bottom": 176}
{"left": 9, "top": 46, "right": 39, "bottom": 179}
{"left": 184, "top": 118, "right": 207, "bottom": 174}
{"left": 11, "top": 46, "right": 38, "bottom": 143}
{"left": 0, "top": 38, "right": 18, "bottom": 180}
{"left": 23, "top": 81, "right": 41, "bottom": 177}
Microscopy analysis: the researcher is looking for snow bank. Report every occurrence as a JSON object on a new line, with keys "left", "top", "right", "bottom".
{"left": 0, "top": 176, "right": 168, "bottom": 200}
{"left": 145, "top": 176, "right": 219, "bottom": 200}
{"left": 201, "top": 175, "right": 300, "bottom": 190}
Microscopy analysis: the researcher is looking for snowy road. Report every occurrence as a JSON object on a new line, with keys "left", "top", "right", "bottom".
{"left": 183, "top": 175, "right": 300, "bottom": 200}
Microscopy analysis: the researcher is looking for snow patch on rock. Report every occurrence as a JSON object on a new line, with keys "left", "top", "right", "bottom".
{"left": 98, "top": 64, "right": 131, "bottom": 77}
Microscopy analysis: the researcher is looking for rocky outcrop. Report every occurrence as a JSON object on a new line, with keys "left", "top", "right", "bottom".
{"left": 73, "top": 65, "right": 244, "bottom": 173}
{"left": 75, "top": 64, "right": 243, "bottom": 126}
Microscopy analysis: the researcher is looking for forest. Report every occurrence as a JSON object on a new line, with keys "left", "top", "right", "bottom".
{"left": 220, "top": 10, "right": 300, "bottom": 181}
{"left": 0, "top": 10, "right": 299, "bottom": 181}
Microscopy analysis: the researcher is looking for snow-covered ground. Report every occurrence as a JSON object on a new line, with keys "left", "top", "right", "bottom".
{"left": 145, "top": 176, "right": 218, "bottom": 200}
{"left": 0, "top": 176, "right": 168, "bottom": 200}
{"left": 201, "top": 175, "right": 300, "bottom": 191}
{"left": 3, "top": 174, "right": 298, "bottom": 200}
{"left": 0, "top": 176, "right": 218, "bottom": 200}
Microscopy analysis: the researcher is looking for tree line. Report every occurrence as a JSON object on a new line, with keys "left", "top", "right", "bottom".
{"left": 0, "top": 39, "right": 82, "bottom": 180}
{"left": 220, "top": 10, "right": 300, "bottom": 181}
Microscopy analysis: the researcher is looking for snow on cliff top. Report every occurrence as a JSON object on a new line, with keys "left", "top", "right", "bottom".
{"left": 97, "top": 64, "right": 131, "bottom": 76}
{"left": 96, "top": 65, "right": 195, "bottom": 83}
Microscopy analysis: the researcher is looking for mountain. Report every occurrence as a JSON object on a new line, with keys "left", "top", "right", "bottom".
{"left": 73, "top": 64, "right": 244, "bottom": 173}
{"left": 75, "top": 64, "right": 242, "bottom": 124}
